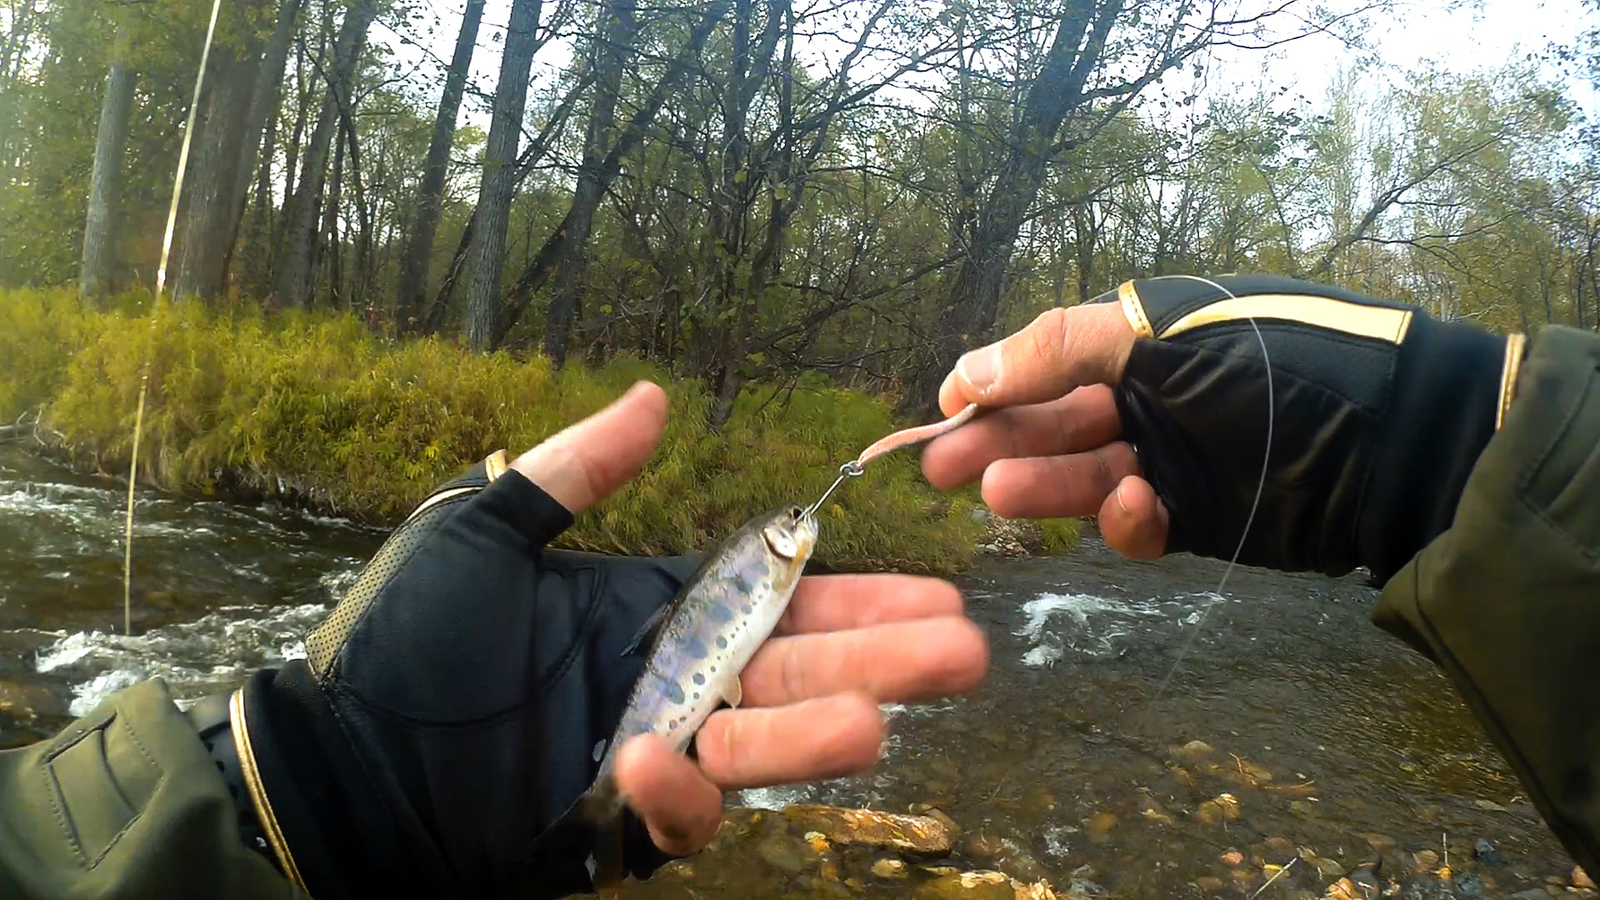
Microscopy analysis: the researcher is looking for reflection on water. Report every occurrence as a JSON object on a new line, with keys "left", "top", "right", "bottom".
{"left": 0, "top": 444, "right": 1582, "bottom": 896}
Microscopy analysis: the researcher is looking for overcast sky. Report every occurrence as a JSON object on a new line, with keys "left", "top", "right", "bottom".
{"left": 371, "top": 0, "right": 1600, "bottom": 139}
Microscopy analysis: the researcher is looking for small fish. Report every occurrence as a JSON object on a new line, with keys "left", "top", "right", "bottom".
{"left": 580, "top": 504, "right": 820, "bottom": 897}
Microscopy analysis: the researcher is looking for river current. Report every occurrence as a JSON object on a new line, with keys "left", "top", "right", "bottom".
{"left": 0, "top": 444, "right": 1582, "bottom": 898}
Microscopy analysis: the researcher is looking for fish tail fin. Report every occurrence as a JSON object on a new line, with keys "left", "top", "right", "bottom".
{"left": 580, "top": 775, "right": 628, "bottom": 900}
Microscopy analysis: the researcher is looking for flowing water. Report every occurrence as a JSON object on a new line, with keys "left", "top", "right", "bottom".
{"left": 0, "top": 444, "right": 1581, "bottom": 897}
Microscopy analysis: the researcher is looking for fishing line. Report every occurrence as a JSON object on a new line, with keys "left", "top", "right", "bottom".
{"left": 1143, "top": 274, "right": 1275, "bottom": 703}
{"left": 122, "top": 0, "right": 226, "bottom": 636}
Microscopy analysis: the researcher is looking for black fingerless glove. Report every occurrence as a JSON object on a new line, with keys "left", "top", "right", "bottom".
{"left": 186, "top": 453, "right": 703, "bottom": 899}
{"left": 1095, "top": 274, "right": 1526, "bottom": 584}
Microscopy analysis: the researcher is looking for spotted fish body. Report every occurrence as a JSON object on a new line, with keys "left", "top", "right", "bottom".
{"left": 582, "top": 505, "right": 818, "bottom": 895}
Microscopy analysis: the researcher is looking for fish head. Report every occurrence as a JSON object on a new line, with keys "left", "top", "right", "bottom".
{"left": 760, "top": 504, "right": 819, "bottom": 565}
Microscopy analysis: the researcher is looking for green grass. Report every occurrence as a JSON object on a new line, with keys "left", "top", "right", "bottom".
{"left": 0, "top": 287, "right": 999, "bottom": 574}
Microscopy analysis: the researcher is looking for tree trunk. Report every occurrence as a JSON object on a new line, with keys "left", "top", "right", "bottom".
{"left": 462, "top": 0, "right": 545, "bottom": 350}
{"left": 541, "top": 0, "right": 637, "bottom": 365}
{"left": 897, "top": 0, "right": 1120, "bottom": 420}
{"left": 173, "top": 26, "right": 265, "bottom": 303}
{"left": 320, "top": 132, "right": 344, "bottom": 307}
{"left": 274, "top": 0, "right": 377, "bottom": 308}
{"left": 79, "top": 40, "right": 135, "bottom": 306}
{"left": 396, "top": 0, "right": 486, "bottom": 336}
{"left": 223, "top": 0, "right": 304, "bottom": 294}
{"left": 269, "top": 34, "right": 310, "bottom": 295}
{"left": 493, "top": 0, "right": 730, "bottom": 348}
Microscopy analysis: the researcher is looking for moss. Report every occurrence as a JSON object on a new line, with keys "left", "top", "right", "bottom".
{"left": 1036, "top": 518, "right": 1081, "bottom": 555}
{"left": 0, "top": 288, "right": 987, "bottom": 574}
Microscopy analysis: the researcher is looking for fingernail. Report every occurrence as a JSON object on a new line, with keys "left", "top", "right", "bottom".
{"left": 1115, "top": 480, "right": 1130, "bottom": 515}
{"left": 956, "top": 343, "right": 1001, "bottom": 395}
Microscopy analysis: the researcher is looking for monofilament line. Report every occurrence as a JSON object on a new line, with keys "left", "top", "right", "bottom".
{"left": 123, "top": 0, "right": 225, "bottom": 636}
{"left": 1148, "top": 275, "right": 1275, "bottom": 701}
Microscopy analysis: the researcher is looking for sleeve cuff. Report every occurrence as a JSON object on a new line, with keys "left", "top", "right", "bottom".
{"left": 1497, "top": 332, "right": 1527, "bottom": 431}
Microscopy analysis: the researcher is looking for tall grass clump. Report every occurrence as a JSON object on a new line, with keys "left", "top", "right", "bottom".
{"left": 0, "top": 288, "right": 988, "bottom": 573}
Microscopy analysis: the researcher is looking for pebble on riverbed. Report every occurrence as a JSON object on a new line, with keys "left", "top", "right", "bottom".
{"left": 782, "top": 804, "right": 955, "bottom": 858}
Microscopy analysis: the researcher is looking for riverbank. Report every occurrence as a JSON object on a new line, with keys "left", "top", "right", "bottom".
{"left": 0, "top": 287, "right": 1076, "bottom": 574}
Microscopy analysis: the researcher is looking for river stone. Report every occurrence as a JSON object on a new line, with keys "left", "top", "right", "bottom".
{"left": 782, "top": 805, "right": 954, "bottom": 857}
{"left": 1194, "top": 876, "right": 1225, "bottom": 892}
{"left": 914, "top": 870, "right": 1013, "bottom": 900}
{"left": 1455, "top": 872, "right": 1485, "bottom": 898}
{"left": 1472, "top": 838, "right": 1501, "bottom": 866}
{"left": 0, "top": 681, "right": 64, "bottom": 719}
{"left": 1083, "top": 811, "right": 1117, "bottom": 842}
{"left": 756, "top": 833, "right": 812, "bottom": 874}
{"left": 871, "top": 859, "right": 908, "bottom": 879}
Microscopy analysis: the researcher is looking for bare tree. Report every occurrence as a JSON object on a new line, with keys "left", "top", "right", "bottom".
{"left": 462, "top": 0, "right": 553, "bottom": 348}
{"left": 274, "top": 0, "right": 379, "bottom": 309}
{"left": 79, "top": 28, "right": 135, "bottom": 306}
{"left": 395, "top": 0, "right": 486, "bottom": 336}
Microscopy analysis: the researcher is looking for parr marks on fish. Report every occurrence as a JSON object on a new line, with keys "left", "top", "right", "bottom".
{"left": 596, "top": 505, "right": 818, "bottom": 776}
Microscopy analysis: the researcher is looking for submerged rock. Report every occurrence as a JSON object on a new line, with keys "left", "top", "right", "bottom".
{"left": 915, "top": 870, "right": 1013, "bottom": 900}
{"left": 1472, "top": 838, "right": 1501, "bottom": 867}
{"left": 871, "top": 858, "right": 908, "bottom": 879}
{"left": 782, "top": 805, "right": 954, "bottom": 857}
{"left": 1576, "top": 866, "right": 1597, "bottom": 889}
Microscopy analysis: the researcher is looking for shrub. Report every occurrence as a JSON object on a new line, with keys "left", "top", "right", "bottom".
{"left": 0, "top": 288, "right": 988, "bottom": 574}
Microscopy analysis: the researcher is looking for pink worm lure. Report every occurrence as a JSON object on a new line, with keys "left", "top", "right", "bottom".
{"left": 802, "top": 403, "right": 983, "bottom": 518}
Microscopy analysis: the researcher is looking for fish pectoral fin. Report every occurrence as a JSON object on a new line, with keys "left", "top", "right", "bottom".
{"left": 723, "top": 676, "right": 743, "bottom": 709}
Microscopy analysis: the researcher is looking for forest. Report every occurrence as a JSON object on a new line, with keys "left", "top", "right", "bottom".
{"left": 1, "top": 0, "right": 1598, "bottom": 566}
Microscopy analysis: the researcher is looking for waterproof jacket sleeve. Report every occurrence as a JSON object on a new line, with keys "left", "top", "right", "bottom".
{"left": 1373, "top": 324, "right": 1600, "bottom": 878}
{"left": 0, "top": 677, "right": 301, "bottom": 899}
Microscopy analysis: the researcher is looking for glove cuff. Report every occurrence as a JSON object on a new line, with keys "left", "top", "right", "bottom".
{"left": 234, "top": 665, "right": 422, "bottom": 900}
{"left": 1358, "top": 312, "right": 1515, "bottom": 582}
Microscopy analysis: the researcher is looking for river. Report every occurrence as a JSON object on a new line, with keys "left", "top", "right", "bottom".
{"left": 0, "top": 444, "right": 1583, "bottom": 898}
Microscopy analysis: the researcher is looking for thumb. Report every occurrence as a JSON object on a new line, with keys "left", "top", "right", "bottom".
{"left": 510, "top": 380, "right": 669, "bottom": 514}
{"left": 938, "top": 302, "right": 1138, "bottom": 416}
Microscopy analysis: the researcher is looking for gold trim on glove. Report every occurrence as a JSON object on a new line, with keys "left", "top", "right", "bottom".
{"left": 1159, "top": 294, "right": 1414, "bottom": 344}
{"left": 1117, "top": 281, "right": 1155, "bottom": 338}
{"left": 403, "top": 487, "right": 476, "bottom": 524}
{"left": 485, "top": 449, "right": 508, "bottom": 481}
{"left": 230, "top": 689, "right": 309, "bottom": 893}
{"left": 1497, "top": 333, "right": 1527, "bottom": 431}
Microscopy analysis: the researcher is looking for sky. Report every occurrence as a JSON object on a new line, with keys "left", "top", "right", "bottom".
{"left": 370, "top": 0, "right": 1600, "bottom": 137}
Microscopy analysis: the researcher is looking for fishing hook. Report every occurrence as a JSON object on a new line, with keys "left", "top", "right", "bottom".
{"left": 802, "top": 403, "right": 983, "bottom": 519}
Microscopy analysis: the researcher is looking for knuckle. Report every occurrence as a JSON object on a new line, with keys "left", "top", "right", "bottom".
{"left": 1025, "top": 307, "right": 1071, "bottom": 362}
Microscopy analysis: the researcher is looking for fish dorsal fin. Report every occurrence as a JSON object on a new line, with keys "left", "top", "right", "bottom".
{"left": 620, "top": 603, "right": 672, "bottom": 658}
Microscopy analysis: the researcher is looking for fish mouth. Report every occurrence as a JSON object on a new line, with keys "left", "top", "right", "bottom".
{"left": 764, "top": 506, "right": 819, "bottom": 560}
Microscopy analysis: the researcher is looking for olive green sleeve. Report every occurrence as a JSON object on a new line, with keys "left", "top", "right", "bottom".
{"left": 1373, "top": 324, "right": 1600, "bottom": 877}
{"left": 0, "top": 678, "right": 302, "bottom": 899}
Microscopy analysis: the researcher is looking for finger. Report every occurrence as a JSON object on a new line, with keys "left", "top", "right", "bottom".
{"left": 694, "top": 692, "right": 885, "bottom": 791}
{"left": 978, "top": 442, "right": 1142, "bottom": 520}
{"left": 742, "top": 617, "right": 989, "bottom": 707}
{"left": 1097, "top": 475, "right": 1169, "bottom": 560}
{"left": 613, "top": 733, "right": 724, "bottom": 857}
{"left": 776, "top": 574, "right": 964, "bottom": 634}
{"left": 921, "top": 386, "right": 1122, "bottom": 491}
{"left": 509, "top": 381, "right": 668, "bottom": 514}
{"left": 938, "top": 302, "right": 1136, "bottom": 417}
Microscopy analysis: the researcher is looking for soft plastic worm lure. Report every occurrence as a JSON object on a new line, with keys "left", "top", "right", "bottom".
{"left": 802, "top": 403, "right": 982, "bottom": 518}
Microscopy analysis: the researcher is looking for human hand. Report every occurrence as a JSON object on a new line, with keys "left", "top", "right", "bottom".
{"left": 221, "top": 381, "right": 988, "bottom": 900}
{"left": 921, "top": 274, "right": 1522, "bottom": 581}
{"left": 921, "top": 297, "right": 1163, "bottom": 556}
